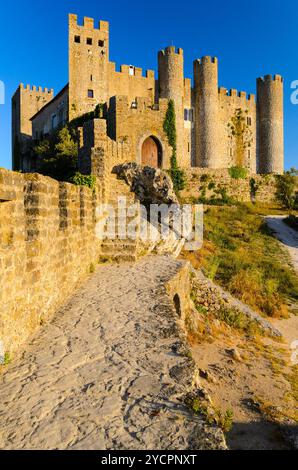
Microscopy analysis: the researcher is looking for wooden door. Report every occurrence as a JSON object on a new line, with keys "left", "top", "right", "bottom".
{"left": 141, "top": 137, "right": 159, "bottom": 168}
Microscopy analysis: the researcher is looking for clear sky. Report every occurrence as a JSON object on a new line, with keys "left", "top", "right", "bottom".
{"left": 0, "top": 0, "right": 297, "bottom": 170}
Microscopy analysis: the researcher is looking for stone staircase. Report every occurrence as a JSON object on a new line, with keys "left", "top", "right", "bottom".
{"left": 99, "top": 174, "right": 141, "bottom": 263}
{"left": 99, "top": 173, "right": 186, "bottom": 263}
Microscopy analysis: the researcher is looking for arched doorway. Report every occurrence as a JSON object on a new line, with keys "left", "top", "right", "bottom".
{"left": 141, "top": 136, "right": 162, "bottom": 168}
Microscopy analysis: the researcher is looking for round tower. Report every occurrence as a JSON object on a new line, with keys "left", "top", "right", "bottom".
{"left": 193, "top": 56, "right": 220, "bottom": 168}
{"left": 257, "top": 75, "right": 284, "bottom": 174}
{"left": 158, "top": 46, "right": 184, "bottom": 102}
{"left": 158, "top": 47, "right": 185, "bottom": 166}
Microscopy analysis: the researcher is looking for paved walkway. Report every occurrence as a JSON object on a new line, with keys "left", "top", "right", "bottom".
{"left": 265, "top": 216, "right": 298, "bottom": 273}
{"left": 0, "top": 256, "right": 225, "bottom": 450}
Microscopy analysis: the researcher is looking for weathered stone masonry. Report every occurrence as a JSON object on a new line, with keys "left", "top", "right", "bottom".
{"left": 0, "top": 168, "right": 102, "bottom": 356}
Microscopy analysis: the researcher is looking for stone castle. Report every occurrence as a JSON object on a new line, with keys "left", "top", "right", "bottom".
{"left": 12, "top": 13, "right": 284, "bottom": 175}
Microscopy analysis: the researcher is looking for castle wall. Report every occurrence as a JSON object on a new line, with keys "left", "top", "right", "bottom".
{"left": 32, "top": 86, "right": 69, "bottom": 138}
{"left": 181, "top": 168, "right": 280, "bottom": 203}
{"left": 108, "top": 63, "right": 156, "bottom": 104}
{"left": 107, "top": 96, "right": 172, "bottom": 169}
{"left": 0, "top": 168, "right": 103, "bottom": 356}
{"left": 218, "top": 89, "right": 257, "bottom": 172}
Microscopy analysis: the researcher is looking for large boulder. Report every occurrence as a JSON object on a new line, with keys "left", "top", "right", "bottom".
{"left": 112, "top": 162, "right": 178, "bottom": 205}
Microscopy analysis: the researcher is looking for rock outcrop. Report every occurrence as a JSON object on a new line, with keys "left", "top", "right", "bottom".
{"left": 112, "top": 162, "right": 178, "bottom": 206}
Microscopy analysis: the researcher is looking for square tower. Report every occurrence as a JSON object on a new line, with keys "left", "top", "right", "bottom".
{"left": 68, "top": 14, "right": 109, "bottom": 121}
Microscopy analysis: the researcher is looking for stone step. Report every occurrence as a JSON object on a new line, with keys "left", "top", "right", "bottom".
{"left": 100, "top": 243, "right": 137, "bottom": 255}
{"left": 99, "top": 253, "right": 138, "bottom": 263}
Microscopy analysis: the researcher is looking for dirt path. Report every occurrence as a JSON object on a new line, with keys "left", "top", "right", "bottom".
{"left": 191, "top": 334, "right": 295, "bottom": 450}
{"left": 0, "top": 256, "right": 225, "bottom": 451}
{"left": 265, "top": 215, "right": 298, "bottom": 273}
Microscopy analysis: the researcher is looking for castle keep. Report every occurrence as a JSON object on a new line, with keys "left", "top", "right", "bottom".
{"left": 12, "top": 14, "right": 284, "bottom": 174}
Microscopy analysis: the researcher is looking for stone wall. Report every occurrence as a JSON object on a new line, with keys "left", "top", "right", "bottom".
{"left": 0, "top": 168, "right": 102, "bottom": 356}
{"left": 108, "top": 96, "right": 173, "bottom": 169}
{"left": 181, "top": 168, "right": 279, "bottom": 203}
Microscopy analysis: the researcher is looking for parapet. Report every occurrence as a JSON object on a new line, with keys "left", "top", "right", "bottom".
{"left": 218, "top": 87, "right": 228, "bottom": 96}
{"left": 218, "top": 86, "right": 255, "bottom": 103}
{"left": 68, "top": 13, "right": 109, "bottom": 31}
{"left": 118, "top": 65, "right": 154, "bottom": 80}
{"left": 257, "top": 74, "right": 283, "bottom": 84}
{"left": 158, "top": 46, "right": 184, "bottom": 57}
{"left": 195, "top": 56, "right": 218, "bottom": 65}
{"left": 20, "top": 83, "right": 54, "bottom": 95}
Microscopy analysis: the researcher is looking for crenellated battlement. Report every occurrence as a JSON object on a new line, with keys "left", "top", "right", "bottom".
{"left": 69, "top": 13, "right": 109, "bottom": 31}
{"left": 20, "top": 83, "right": 54, "bottom": 95}
{"left": 257, "top": 74, "right": 283, "bottom": 84}
{"left": 158, "top": 46, "right": 183, "bottom": 57}
{"left": 218, "top": 87, "right": 255, "bottom": 103}
{"left": 196, "top": 56, "right": 218, "bottom": 65}
{"left": 109, "top": 62, "right": 155, "bottom": 80}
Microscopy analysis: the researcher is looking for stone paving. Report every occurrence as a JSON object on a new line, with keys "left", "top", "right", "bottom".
{"left": 0, "top": 255, "right": 225, "bottom": 450}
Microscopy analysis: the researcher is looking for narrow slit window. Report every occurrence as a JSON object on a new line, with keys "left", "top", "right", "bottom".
{"left": 74, "top": 35, "right": 81, "bottom": 43}
{"left": 247, "top": 117, "right": 252, "bottom": 126}
{"left": 88, "top": 89, "right": 94, "bottom": 98}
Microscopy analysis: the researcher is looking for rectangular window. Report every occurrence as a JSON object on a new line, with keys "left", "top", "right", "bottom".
{"left": 184, "top": 109, "right": 194, "bottom": 121}
{"left": 230, "top": 148, "right": 233, "bottom": 157}
{"left": 87, "top": 38, "right": 92, "bottom": 45}
{"left": 129, "top": 66, "right": 135, "bottom": 76}
{"left": 247, "top": 117, "right": 252, "bottom": 126}
{"left": 248, "top": 149, "right": 251, "bottom": 158}
{"left": 52, "top": 114, "right": 58, "bottom": 130}
{"left": 74, "top": 35, "right": 80, "bottom": 43}
{"left": 90, "top": 75, "right": 93, "bottom": 82}
{"left": 98, "top": 40, "right": 105, "bottom": 47}
{"left": 88, "top": 89, "right": 94, "bottom": 98}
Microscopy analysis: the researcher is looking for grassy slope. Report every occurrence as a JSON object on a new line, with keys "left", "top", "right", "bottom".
{"left": 182, "top": 203, "right": 298, "bottom": 318}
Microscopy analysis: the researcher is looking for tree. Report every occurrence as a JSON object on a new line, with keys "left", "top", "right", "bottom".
{"left": 163, "top": 100, "right": 186, "bottom": 192}
{"left": 34, "top": 127, "right": 78, "bottom": 181}
{"left": 275, "top": 168, "right": 298, "bottom": 211}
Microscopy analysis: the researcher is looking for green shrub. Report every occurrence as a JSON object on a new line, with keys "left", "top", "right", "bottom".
{"left": 229, "top": 166, "right": 248, "bottom": 179}
{"left": 34, "top": 126, "right": 78, "bottom": 182}
{"left": 70, "top": 172, "right": 96, "bottom": 190}
{"left": 275, "top": 169, "right": 298, "bottom": 211}
{"left": 163, "top": 100, "right": 186, "bottom": 192}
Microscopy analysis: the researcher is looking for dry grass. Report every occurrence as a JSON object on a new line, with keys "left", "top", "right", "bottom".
{"left": 182, "top": 203, "right": 298, "bottom": 319}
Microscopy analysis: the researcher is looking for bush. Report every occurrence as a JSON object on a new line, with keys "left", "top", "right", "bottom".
{"left": 70, "top": 172, "right": 96, "bottom": 189}
{"left": 229, "top": 166, "right": 248, "bottom": 179}
{"left": 34, "top": 126, "right": 78, "bottom": 181}
{"left": 275, "top": 169, "right": 298, "bottom": 211}
{"left": 163, "top": 100, "right": 186, "bottom": 192}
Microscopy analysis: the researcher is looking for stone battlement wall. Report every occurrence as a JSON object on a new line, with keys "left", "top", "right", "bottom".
{"left": 0, "top": 168, "right": 103, "bottom": 356}
{"left": 181, "top": 168, "right": 280, "bottom": 203}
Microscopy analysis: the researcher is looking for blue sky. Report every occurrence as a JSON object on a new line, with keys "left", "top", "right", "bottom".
{"left": 0, "top": 0, "right": 297, "bottom": 169}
